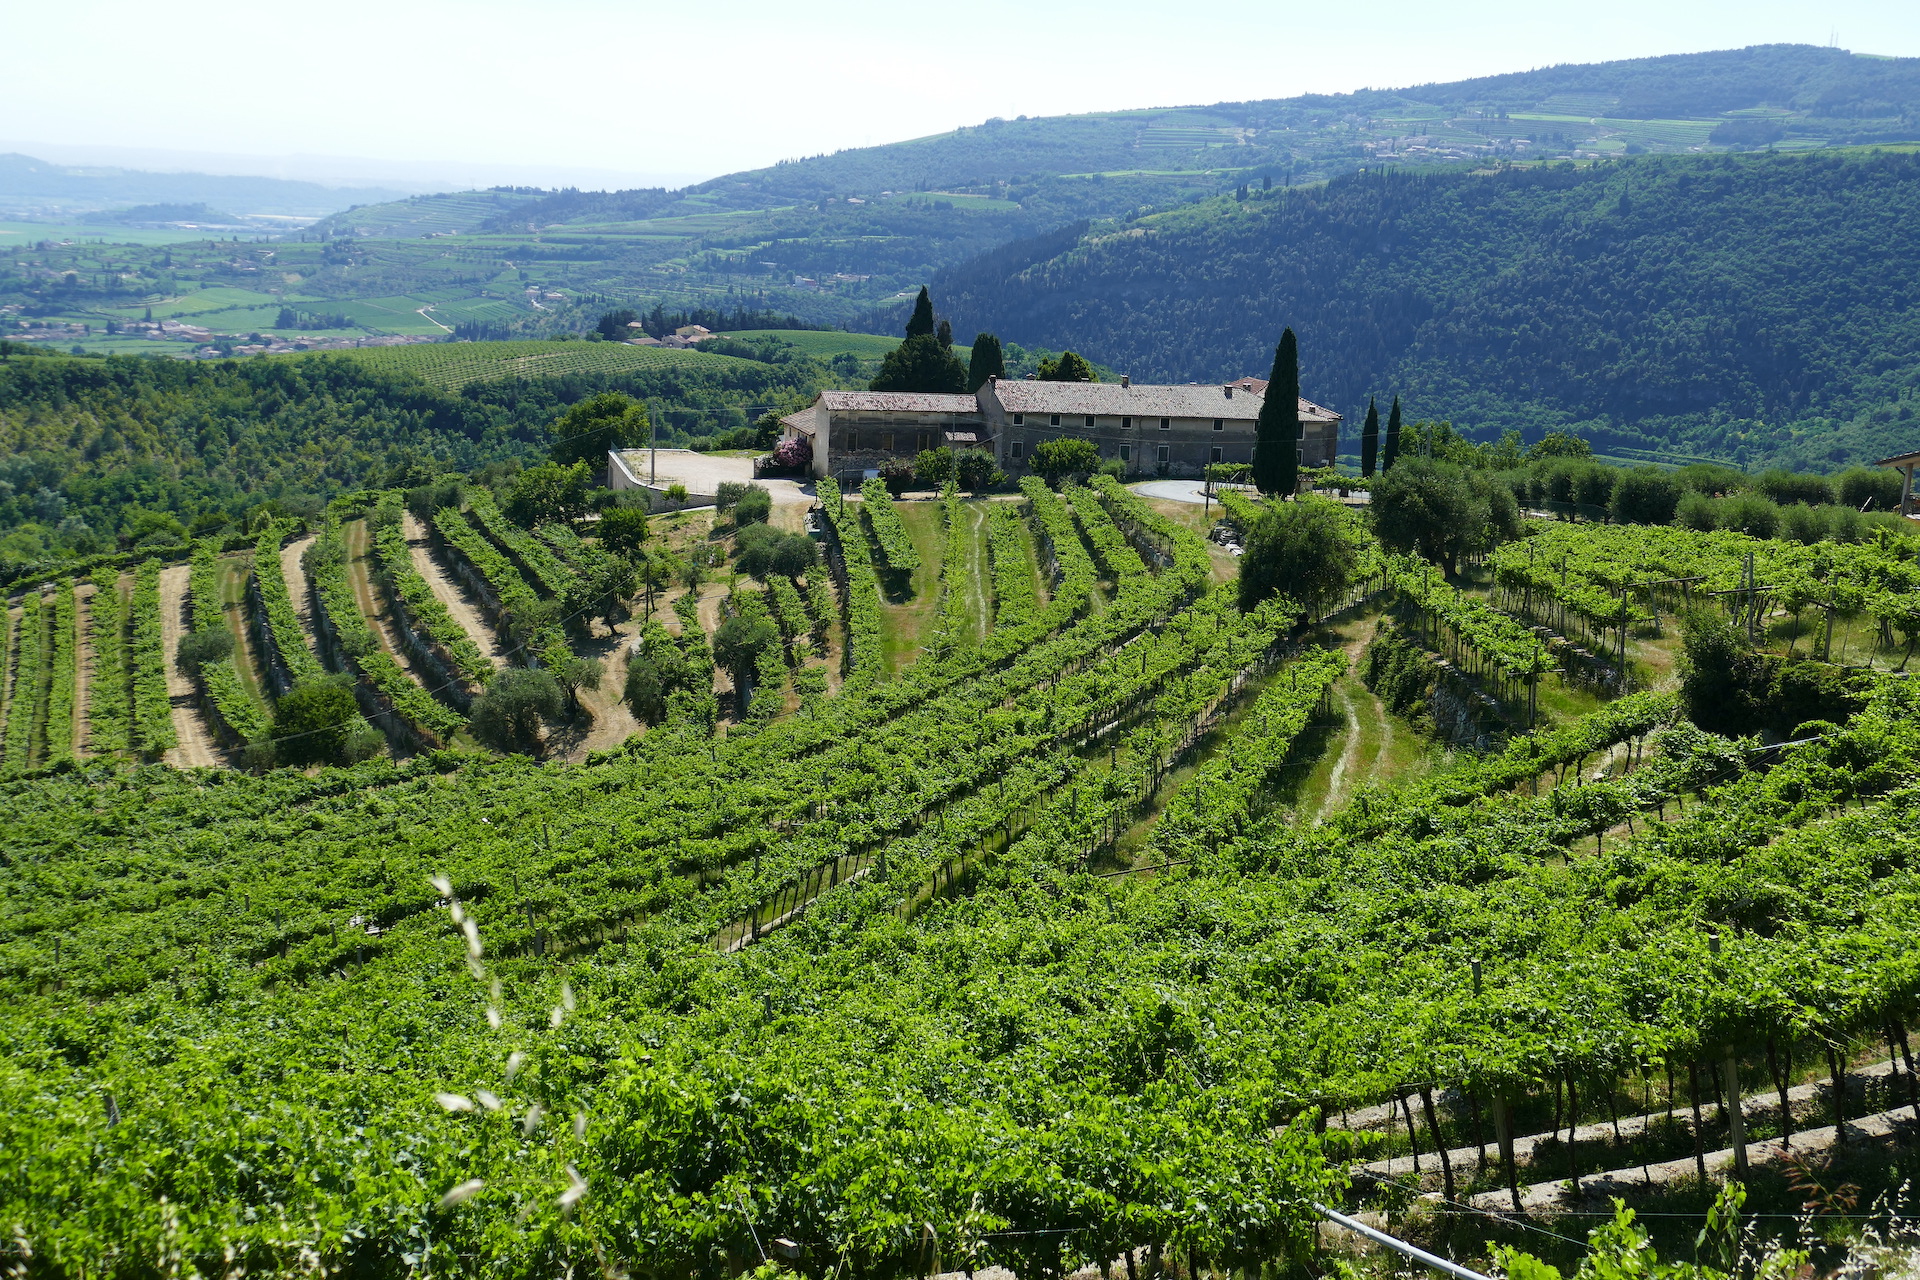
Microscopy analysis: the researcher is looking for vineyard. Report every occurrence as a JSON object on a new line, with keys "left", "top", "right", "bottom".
{"left": 283, "top": 339, "right": 769, "bottom": 389}
{"left": 1, "top": 482, "right": 1919, "bottom": 1279}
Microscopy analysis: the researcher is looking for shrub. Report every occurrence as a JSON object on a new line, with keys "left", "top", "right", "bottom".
{"left": 733, "top": 487, "right": 772, "bottom": 526}
{"left": 914, "top": 449, "right": 954, "bottom": 490}
{"left": 1031, "top": 438, "right": 1101, "bottom": 489}
{"left": 1836, "top": 466, "right": 1901, "bottom": 511}
{"left": 1608, "top": 469, "right": 1680, "bottom": 525}
{"left": 1715, "top": 492, "right": 1780, "bottom": 538}
{"left": 271, "top": 679, "right": 363, "bottom": 767}
{"left": 1780, "top": 502, "right": 1827, "bottom": 544}
{"left": 714, "top": 481, "right": 751, "bottom": 515}
{"left": 174, "top": 626, "right": 234, "bottom": 675}
{"left": 1675, "top": 490, "right": 1718, "bottom": 531}
{"left": 1756, "top": 468, "right": 1833, "bottom": 507}
{"left": 954, "top": 449, "right": 1002, "bottom": 493}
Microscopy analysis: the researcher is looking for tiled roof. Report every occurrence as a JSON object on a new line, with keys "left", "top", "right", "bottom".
{"left": 818, "top": 391, "right": 980, "bottom": 414}
{"left": 993, "top": 379, "right": 1335, "bottom": 421}
{"left": 992, "top": 381, "right": 1260, "bottom": 420}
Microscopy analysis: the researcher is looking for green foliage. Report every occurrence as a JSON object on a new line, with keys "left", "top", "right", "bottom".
{"left": 944, "top": 150, "right": 1920, "bottom": 469}
{"left": 1237, "top": 496, "right": 1357, "bottom": 617}
{"left": 1380, "top": 395, "right": 1402, "bottom": 471}
{"left": 504, "top": 462, "right": 594, "bottom": 527}
{"left": 904, "top": 285, "right": 935, "bottom": 339}
{"left": 868, "top": 333, "right": 968, "bottom": 393}
{"left": 1030, "top": 437, "right": 1101, "bottom": 489}
{"left": 713, "top": 609, "right": 779, "bottom": 689}
{"left": 1373, "top": 456, "right": 1519, "bottom": 577}
{"left": 468, "top": 667, "right": 563, "bottom": 755}
{"left": 269, "top": 679, "right": 362, "bottom": 766}
{"left": 857, "top": 479, "right": 921, "bottom": 571}
{"left": 549, "top": 391, "right": 650, "bottom": 465}
{"left": 734, "top": 524, "right": 818, "bottom": 581}
{"left": 597, "top": 507, "right": 649, "bottom": 557}
{"left": 128, "top": 559, "right": 173, "bottom": 755}
{"left": 1359, "top": 396, "right": 1379, "bottom": 478}
{"left": 967, "top": 332, "right": 1005, "bottom": 390}
{"left": 1035, "top": 349, "right": 1097, "bottom": 382}
{"left": 732, "top": 486, "right": 773, "bottom": 527}
{"left": 371, "top": 520, "right": 494, "bottom": 690}
{"left": 1608, "top": 467, "right": 1681, "bottom": 525}
{"left": 1360, "top": 622, "right": 1433, "bottom": 717}
{"left": 913, "top": 448, "right": 954, "bottom": 490}
{"left": 954, "top": 448, "right": 1001, "bottom": 493}
{"left": 84, "top": 566, "right": 129, "bottom": 752}
{"left": 1253, "top": 329, "right": 1300, "bottom": 496}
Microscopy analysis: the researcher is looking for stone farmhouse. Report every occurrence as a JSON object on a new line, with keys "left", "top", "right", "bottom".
{"left": 777, "top": 375, "right": 1341, "bottom": 483}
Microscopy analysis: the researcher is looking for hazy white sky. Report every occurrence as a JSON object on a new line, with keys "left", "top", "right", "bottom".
{"left": 5, "top": 0, "right": 1919, "bottom": 190}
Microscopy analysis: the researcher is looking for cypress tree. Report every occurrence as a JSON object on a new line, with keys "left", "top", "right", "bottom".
{"left": 1360, "top": 397, "right": 1380, "bottom": 478}
{"left": 905, "top": 286, "right": 935, "bottom": 339}
{"left": 967, "top": 333, "right": 1005, "bottom": 391}
{"left": 1252, "top": 328, "right": 1300, "bottom": 497}
{"left": 1382, "top": 395, "right": 1403, "bottom": 471}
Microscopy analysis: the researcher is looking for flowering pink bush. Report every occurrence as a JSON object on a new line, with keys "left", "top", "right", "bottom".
{"left": 771, "top": 436, "right": 812, "bottom": 468}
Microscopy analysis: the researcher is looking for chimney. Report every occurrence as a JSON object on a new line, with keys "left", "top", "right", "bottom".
{"left": 1224, "top": 385, "right": 1234, "bottom": 398}
{"left": 988, "top": 373, "right": 998, "bottom": 384}
{"left": 1120, "top": 374, "right": 1130, "bottom": 387}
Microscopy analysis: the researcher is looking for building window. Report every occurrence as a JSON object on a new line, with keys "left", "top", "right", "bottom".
{"left": 917, "top": 431, "right": 931, "bottom": 451}
{"left": 1010, "top": 440, "right": 1024, "bottom": 458}
{"left": 1159, "top": 417, "right": 1171, "bottom": 430}
{"left": 1210, "top": 445, "right": 1223, "bottom": 464}
{"left": 881, "top": 432, "right": 894, "bottom": 451}
{"left": 1012, "top": 413, "right": 1024, "bottom": 426}
{"left": 1083, "top": 415, "right": 1095, "bottom": 428}
{"left": 1049, "top": 414, "right": 1060, "bottom": 427}
{"left": 1121, "top": 416, "right": 1132, "bottom": 429}
{"left": 1212, "top": 418, "right": 1224, "bottom": 431}
{"left": 1157, "top": 444, "right": 1170, "bottom": 463}
{"left": 1119, "top": 444, "right": 1132, "bottom": 462}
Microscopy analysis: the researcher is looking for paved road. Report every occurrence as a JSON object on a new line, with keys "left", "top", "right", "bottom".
{"left": 1129, "top": 480, "right": 1369, "bottom": 505}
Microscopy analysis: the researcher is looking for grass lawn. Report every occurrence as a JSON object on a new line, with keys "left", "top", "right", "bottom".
{"left": 216, "top": 553, "right": 273, "bottom": 719}
{"left": 877, "top": 500, "right": 947, "bottom": 674}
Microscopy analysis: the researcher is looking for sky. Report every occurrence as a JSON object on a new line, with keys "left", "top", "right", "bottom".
{"left": 5, "top": 0, "right": 1920, "bottom": 191}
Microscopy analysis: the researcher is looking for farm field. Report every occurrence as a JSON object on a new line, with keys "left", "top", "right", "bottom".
{"left": 723, "top": 328, "right": 898, "bottom": 358}
{"left": 3, "top": 472, "right": 1920, "bottom": 1280}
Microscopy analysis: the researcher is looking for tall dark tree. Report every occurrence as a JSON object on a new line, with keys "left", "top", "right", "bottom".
{"left": 870, "top": 335, "right": 968, "bottom": 393}
{"left": 935, "top": 319, "right": 953, "bottom": 350}
{"left": 1360, "top": 396, "right": 1380, "bottom": 478}
{"left": 1381, "top": 395, "right": 1403, "bottom": 471}
{"left": 1252, "top": 328, "right": 1300, "bottom": 496}
{"left": 905, "top": 286, "right": 935, "bottom": 339}
{"left": 967, "top": 332, "right": 1005, "bottom": 390}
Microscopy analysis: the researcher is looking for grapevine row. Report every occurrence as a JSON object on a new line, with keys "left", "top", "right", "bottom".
{"left": 858, "top": 476, "right": 921, "bottom": 571}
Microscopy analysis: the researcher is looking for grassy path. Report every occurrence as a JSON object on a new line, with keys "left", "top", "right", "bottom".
{"left": 279, "top": 534, "right": 323, "bottom": 669}
{"left": 342, "top": 518, "right": 428, "bottom": 685}
{"left": 877, "top": 499, "right": 947, "bottom": 674}
{"left": 960, "top": 502, "right": 992, "bottom": 646}
{"left": 216, "top": 554, "right": 273, "bottom": 720}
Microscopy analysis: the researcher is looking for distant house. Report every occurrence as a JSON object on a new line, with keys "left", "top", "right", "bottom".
{"left": 779, "top": 374, "right": 1341, "bottom": 483}
{"left": 674, "top": 324, "right": 714, "bottom": 340}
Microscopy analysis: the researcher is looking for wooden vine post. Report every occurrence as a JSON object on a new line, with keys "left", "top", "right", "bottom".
{"left": 1710, "top": 932, "right": 1749, "bottom": 1177}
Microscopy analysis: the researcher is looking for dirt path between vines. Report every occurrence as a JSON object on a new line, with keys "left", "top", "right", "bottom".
{"left": 555, "top": 618, "right": 642, "bottom": 762}
{"left": 696, "top": 585, "right": 733, "bottom": 700}
{"left": 72, "top": 584, "right": 94, "bottom": 756}
{"left": 402, "top": 512, "right": 508, "bottom": 671}
{"left": 343, "top": 519, "right": 426, "bottom": 681}
{"left": 279, "top": 534, "right": 322, "bottom": 667}
{"left": 158, "top": 564, "right": 220, "bottom": 769}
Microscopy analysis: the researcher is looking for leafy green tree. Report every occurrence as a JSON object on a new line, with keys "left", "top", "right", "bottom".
{"left": 504, "top": 462, "right": 593, "bottom": 526}
{"left": 623, "top": 621, "right": 694, "bottom": 724}
{"left": 734, "top": 524, "right": 816, "bottom": 579}
{"left": 541, "top": 640, "right": 603, "bottom": 714}
{"left": 468, "top": 668, "right": 564, "bottom": 756}
{"left": 715, "top": 481, "right": 751, "bottom": 515}
{"left": 595, "top": 309, "right": 637, "bottom": 340}
{"left": 1031, "top": 438, "right": 1100, "bottom": 488}
{"left": 270, "top": 679, "right": 362, "bottom": 767}
{"left": 1610, "top": 468, "right": 1681, "bottom": 524}
{"left": 869, "top": 334, "right": 968, "bottom": 393}
{"left": 174, "top": 626, "right": 233, "bottom": 676}
{"left": 905, "top": 286, "right": 935, "bottom": 339}
{"left": 967, "top": 332, "right": 1005, "bottom": 390}
{"left": 935, "top": 319, "right": 953, "bottom": 350}
{"left": 597, "top": 506, "right": 650, "bottom": 557}
{"left": 713, "top": 611, "right": 779, "bottom": 693}
{"left": 1678, "top": 609, "right": 1763, "bottom": 734}
{"left": 121, "top": 507, "right": 188, "bottom": 547}
{"left": 1360, "top": 397, "right": 1380, "bottom": 478}
{"left": 1252, "top": 328, "right": 1300, "bottom": 496}
{"left": 914, "top": 448, "right": 955, "bottom": 489}
{"left": 550, "top": 392, "right": 650, "bottom": 465}
{"left": 1238, "top": 496, "right": 1358, "bottom": 616}
{"left": 1527, "top": 431, "right": 1591, "bottom": 461}
{"left": 1035, "top": 350, "right": 1096, "bottom": 382}
{"left": 1380, "top": 396, "right": 1403, "bottom": 471}
{"left": 1373, "top": 456, "right": 1519, "bottom": 578}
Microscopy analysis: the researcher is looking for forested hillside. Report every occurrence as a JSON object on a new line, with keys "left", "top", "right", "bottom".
{"left": 940, "top": 149, "right": 1920, "bottom": 470}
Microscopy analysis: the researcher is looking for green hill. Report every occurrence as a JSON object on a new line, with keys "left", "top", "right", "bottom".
{"left": 937, "top": 148, "right": 1920, "bottom": 471}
